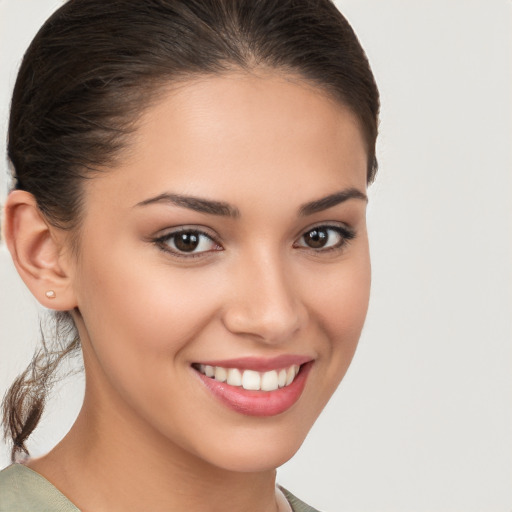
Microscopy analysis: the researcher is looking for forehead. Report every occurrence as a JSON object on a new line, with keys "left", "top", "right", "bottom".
{"left": 84, "top": 72, "right": 368, "bottom": 213}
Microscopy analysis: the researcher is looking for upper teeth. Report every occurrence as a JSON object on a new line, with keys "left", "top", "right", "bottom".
{"left": 197, "top": 364, "right": 300, "bottom": 391}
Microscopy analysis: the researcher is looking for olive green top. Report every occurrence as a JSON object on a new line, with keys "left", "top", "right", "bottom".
{"left": 0, "top": 464, "right": 320, "bottom": 512}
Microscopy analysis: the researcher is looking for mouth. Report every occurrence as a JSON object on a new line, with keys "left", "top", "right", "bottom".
{"left": 192, "top": 357, "right": 313, "bottom": 416}
{"left": 193, "top": 363, "right": 300, "bottom": 391}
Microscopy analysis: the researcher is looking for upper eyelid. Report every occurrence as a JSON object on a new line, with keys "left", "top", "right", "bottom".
{"left": 153, "top": 222, "right": 355, "bottom": 249}
{"left": 296, "top": 225, "right": 355, "bottom": 242}
{"left": 153, "top": 229, "right": 221, "bottom": 259}
{"left": 155, "top": 225, "right": 219, "bottom": 241}
{"left": 296, "top": 221, "right": 355, "bottom": 238}
{"left": 155, "top": 221, "right": 352, "bottom": 235}
{"left": 153, "top": 226, "right": 220, "bottom": 248}
{"left": 154, "top": 222, "right": 354, "bottom": 237}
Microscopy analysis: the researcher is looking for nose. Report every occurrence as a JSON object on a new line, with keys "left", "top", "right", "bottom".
{"left": 221, "top": 250, "right": 307, "bottom": 344}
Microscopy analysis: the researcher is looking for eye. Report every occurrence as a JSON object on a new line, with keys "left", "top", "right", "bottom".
{"left": 295, "top": 225, "right": 355, "bottom": 251}
{"left": 155, "top": 229, "right": 221, "bottom": 256}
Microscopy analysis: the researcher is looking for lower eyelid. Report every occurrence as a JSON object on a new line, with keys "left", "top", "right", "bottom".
{"left": 297, "top": 225, "right": 355, "bottom": 245}
{"left": 153, "top": 225, "right": 355, "bottom": 256}
{"left": 154, "top": 229, "right": 221, "bottom": 255}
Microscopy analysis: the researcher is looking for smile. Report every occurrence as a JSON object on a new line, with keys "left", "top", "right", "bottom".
{"left": 195, "top": 364, "right": 300, "bottom": 391}
{"left": 192, "top": 357, "right": 313, "bottom": 417}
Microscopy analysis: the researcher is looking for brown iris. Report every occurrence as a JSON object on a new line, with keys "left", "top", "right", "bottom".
{"left": 303, "top": 228, "right": 329, "bottom": 248}
{"left": 174, "top": 232, "right": 200, "bottom": 252}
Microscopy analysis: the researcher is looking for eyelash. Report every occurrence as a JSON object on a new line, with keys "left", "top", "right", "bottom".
{"left": 293, "top": 224, "right": 356, "bottom": 253}
{"left": 153, "top": 224, "right": 355, "bottom": 259}
{"left": 153, "top": 227, "right": 221, "bottom": 259}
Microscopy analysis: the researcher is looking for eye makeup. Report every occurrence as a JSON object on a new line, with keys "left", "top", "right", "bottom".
{"left": 152, "top": 222, "right": 356, "bottom": 260}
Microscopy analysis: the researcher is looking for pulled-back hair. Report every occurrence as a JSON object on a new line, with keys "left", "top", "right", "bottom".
{"left": 3, "top": 0, "right": 379, "bottom": 461}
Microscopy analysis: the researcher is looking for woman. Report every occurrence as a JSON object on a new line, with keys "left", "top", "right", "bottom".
{"left": 0, "top": 0, "right": 379, "bottom": 510}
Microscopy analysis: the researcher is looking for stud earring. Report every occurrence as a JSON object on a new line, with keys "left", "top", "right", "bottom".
{"left": 45, "top": 290, "right": 56, "bottom": 299}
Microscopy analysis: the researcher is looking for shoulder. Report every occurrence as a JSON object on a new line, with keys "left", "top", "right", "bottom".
{"left": 0, "top": 464, "right": 79, "bottom": 512}
{"left": 279, "top": 485, "right": 323, "bottom": 512}
{"left": 0, "top": 465, "right": 321, "bottom": 512}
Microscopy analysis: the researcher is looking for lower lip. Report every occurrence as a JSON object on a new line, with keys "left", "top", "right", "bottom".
{"left": 195, "top": 362, "right": 313, "bottom": 417}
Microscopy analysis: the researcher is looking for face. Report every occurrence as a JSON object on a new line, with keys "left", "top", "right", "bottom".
{"left": 68, "top": 72, "right": 371, "bottom": 473}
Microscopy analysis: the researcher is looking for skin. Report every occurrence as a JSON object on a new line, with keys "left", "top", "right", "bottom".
{"left": 5, "top": 71, "right": 371, "bottom": 512}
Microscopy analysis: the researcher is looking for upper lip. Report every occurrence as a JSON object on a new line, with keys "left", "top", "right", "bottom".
{"left": 193, "top": 355, "right": 313, "bottom": 372}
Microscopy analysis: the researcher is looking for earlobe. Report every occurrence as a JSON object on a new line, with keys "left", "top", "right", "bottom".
{"left": 3, "top": 190, "right": 77, "bottom": 311}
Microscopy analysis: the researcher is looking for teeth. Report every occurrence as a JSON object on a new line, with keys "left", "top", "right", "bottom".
{"left": 242, "top": 370, "right": 261, "bottom": 390}
{"left": 261, "top": 370, "right": 279, "bottom": 391}
{"left": 278, "top": 369, "right": 287, "bottom": 388}
{"left": 227, "top": 368, "right": 242, "bottom": 386}
{"left": 285, "top": 366, "right": 295, "bottom": 386}
{"left": 197, "top": 363, "right": 302, "bottom": 391}
{"left": 214, "top": 366, "right": 227, "bottom": 383}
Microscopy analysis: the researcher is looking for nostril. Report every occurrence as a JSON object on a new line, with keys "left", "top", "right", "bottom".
{"left": 221, "top": 263, "right": 307, "bottom": 342}
{"left": 221, "top": 305, "right": 303, "bottom": 343}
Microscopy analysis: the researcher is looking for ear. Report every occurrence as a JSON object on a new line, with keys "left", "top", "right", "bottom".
{"left": 2, "top": 190, "right": 77, "bottom": 310}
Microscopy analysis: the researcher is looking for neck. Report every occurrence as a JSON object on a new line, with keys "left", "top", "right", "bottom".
{"left": 28, "top": 391, "right": 280, "bottom": 512}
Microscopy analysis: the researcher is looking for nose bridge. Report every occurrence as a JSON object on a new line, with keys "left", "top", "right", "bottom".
{"left": 223, "top": 246, "right": 305, "bottom": 343}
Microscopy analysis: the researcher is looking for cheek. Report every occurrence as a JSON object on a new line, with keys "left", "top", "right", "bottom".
{"left": 311, "top": 246, "right": 370, "bottom": 326}
{"left": 74, "top": 247, "right": 225, "bottom": 377}
{"left": 73, "top": 250, "right": 230, "bottom": 439}
{"left": 306, "top": 246, "right": 371, "bottom": 376}
{"left": 329, "top": 258, "right": 371, "bottom": 340}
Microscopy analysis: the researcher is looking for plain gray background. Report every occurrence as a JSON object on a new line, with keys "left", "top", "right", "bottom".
{"left": 1, "top": 1, "right": 511, "bottom": 511}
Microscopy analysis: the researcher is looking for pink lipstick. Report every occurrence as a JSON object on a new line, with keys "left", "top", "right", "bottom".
{"left": 192, "top": 357, "right": 313, "bottom": 416}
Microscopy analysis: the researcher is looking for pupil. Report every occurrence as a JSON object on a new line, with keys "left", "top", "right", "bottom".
{"left": 175, "top": 232, "right": 199, "bottom": 252}
{"left": 305, "top": 229, "right": 327, "bottom": 248}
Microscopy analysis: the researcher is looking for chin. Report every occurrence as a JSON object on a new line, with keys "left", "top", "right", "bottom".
{"left": 208, "top": 440, "right": 304, "bottom": 474}
{"left": 185, "top": 418, "right": 313, "bottom": 474}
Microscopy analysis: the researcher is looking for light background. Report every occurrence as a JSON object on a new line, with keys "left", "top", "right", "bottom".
{"left": 0, "top": 1, "right": 511, "bottom": 511}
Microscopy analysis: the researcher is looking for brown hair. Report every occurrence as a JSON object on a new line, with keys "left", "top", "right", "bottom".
{"left": 3, "top": 0, "right": 379, "bottom": 461}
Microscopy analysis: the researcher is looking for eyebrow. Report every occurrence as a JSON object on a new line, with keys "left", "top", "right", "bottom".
{"left": 135, "top": 187, "right": 367, "bottom": 218}
{"left": 298, "top": 188, "right": 367, "bottom": 216}
{"left": 135, "top": 193, "right": 240, "bottom": 217}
